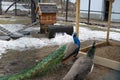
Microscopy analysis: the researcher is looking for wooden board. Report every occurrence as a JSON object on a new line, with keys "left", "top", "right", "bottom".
{"left": 81, "top": 41, "right": 120, "bottom": 52}
{"left": 80, "top": 41, "right": 108, "bottom": 52}
{"left": 63, "top": 41, "right": 120, "bottom": 71}
{"left": 109, "top": 41, "right": 120, "bottom": 46}
{"left": 39, "top": 14, "right": 56, "bottom": 25}
{"left": 78, "top": 52, "right": 120, "bottom": 71}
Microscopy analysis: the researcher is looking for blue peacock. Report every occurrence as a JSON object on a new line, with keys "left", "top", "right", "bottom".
{"left": 63, "top": 41, "right": 96, "bottom": 80}
{"left": 62, "top": 32, "right": 81, "bottom": 62}
{"left": 0, "top": 33, "right": 81, "bottom": 80}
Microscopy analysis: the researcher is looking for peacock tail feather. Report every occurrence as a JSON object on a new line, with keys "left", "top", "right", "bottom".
{"left": 0, "top": 45, "right": 67, "bottom": 80}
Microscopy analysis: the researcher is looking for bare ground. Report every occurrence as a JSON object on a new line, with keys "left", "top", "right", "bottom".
{"left": 0, "top": 40, "right": 120, "bottom": 80}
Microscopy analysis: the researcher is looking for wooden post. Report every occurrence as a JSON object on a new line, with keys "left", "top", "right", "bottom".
{"left": 106, "top": 0, "right": 114, "bottom": 44}
{"left": 75, "top": 0, "right": 80, "bottom": 36}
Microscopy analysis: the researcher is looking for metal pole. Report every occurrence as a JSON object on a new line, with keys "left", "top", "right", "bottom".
{"left": 31, "top": 0, "right": 36, "bottom": 23}
{"left": 75, "top": 0, "right": 80, "bottom": 36}
{"left": 66, "top": 0, "right": 69, "bottom": 22}
{"left": 15, "top": 0, "right": 17, "bottom": 16}
{"left": 0, "top": 0, "right": 2, "bottom": 15}
{"left": 88, "top": 0, "right": 91, "bottom": 24}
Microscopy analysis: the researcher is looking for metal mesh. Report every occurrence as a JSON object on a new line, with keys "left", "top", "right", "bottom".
{"left": 2, "top": 0, "right": 31, "bottom": 16}
{"left": 1, "top": 0, "right": 120, "bottom": 23}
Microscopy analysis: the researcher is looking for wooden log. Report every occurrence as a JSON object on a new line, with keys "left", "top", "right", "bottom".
{"left": 78, "top": 52, "right": 120, "bottom": 71}
{"left": 47, "top": 25, "right": 73, "bottom": 38}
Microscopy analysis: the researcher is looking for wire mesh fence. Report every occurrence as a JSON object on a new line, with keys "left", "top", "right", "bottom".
{"left": 1, "top": 0, "right": 31, "bottom": 16}
{"left": 1, "top": 0, "right": 120, "bottom": 23}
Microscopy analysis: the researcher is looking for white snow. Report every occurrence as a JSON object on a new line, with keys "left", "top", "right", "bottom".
{"left": 0, "top": 24, "right": 120, "bottom": 59}
{"left": 79, "top": 27, "right": 120, "bottom": 41}
{"left": 0, "top": 35, "right": 72, "bottom": 58}
{"left": 70, "top": 0, "right": 76, "bottom": 3}
{"left": 2, "top": 1, "right": 30, "bottom": 11}
{"left": 0, "top": 37, "right": 47, "bottom": 51}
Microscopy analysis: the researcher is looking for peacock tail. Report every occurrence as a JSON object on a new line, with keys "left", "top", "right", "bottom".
{"left": 0, "top": 45, "right": 67, "bottom": 80}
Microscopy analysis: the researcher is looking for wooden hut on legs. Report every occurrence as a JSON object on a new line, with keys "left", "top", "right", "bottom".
{"left": 36, "top": 3, "right": 57, "bottom": 33}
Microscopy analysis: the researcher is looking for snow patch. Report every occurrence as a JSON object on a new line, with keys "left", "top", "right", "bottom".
{"left": 0, "top": 24, "right": 120, "bottom": 59}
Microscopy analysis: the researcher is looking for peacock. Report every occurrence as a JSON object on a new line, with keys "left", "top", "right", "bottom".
{"left": 0, "top": 45, "right": 67, "bottom": 80}
{"left": 63, "top": 41, "right": 96, "bottom": 80}
{"left": 62, "top": 32, "right": 80, "bottom": 62}
{"left": 0, "top": 33, "right": 80, "bottom": 80}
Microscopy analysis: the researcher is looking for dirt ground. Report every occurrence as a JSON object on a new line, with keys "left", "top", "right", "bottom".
{"left": 0, "top": 8, "right": 120, "bottom": 80}
{"left": 0, "top": 40, "right": 120, "bottom": 80}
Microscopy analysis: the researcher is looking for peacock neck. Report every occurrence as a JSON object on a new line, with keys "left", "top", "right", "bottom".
{"left": 73, "top": 36, "right": 80, "bottom": 47}
{"left": 86, "top": 47, "right": 95, "bottom": 59}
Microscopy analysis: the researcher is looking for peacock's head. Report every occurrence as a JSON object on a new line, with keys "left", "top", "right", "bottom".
{"left": 87, "top": 41, "right": 96, "bottom": 59}
{"left": 73, "top": 32, "right": 77, "bottom": 37}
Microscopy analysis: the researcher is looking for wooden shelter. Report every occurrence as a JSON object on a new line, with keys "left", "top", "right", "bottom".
{"left": 36, "top": 3, "right": 74, "bottom": 37}
{"left": 64, "top": 0, "right": 120, "bottom": 71}
{"left": 36, "top": 3, "right": 57, "bottom": 25}
{"left": 36, "top": 3, "right": 57, "bottom": 33}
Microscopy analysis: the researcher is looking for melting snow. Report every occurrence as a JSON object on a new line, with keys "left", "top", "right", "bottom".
{"left": 0, "top": 24, "right": 120, "bottom": 59}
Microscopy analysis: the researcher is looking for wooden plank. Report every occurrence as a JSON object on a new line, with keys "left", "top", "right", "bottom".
{"left": 78, "top": 52, "right": 120, "bottom": 71}
{"left": 75, "top": 0, "right": 80, "bottom": 36}
{"left": 81, "top": 41, "right": 120, "bottom": 52}
{"left": 80, "top": 41, "right": 107, "bottom": 52}
{"left": 94, "top": 56, "right": 120, "bottom": 71}
{"left": 109, "top": 41, "right": 120, "bottom": 46}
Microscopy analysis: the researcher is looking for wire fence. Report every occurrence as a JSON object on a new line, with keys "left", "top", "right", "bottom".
{"left": 2, "top": 0, "right": 31, "bottom": 16}
{"left": 1, "top": 0, "right": 120, "bottom": 23}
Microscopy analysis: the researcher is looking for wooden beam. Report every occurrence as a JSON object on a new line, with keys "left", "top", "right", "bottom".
{"left": 81, "top": 41, "right": 119, "bottom": 52}
{"left": 80, "top": 41, "right": 108, "bottom": 52}
{"left": 78, "top": 52, "right": 120, "bottom": 71}
{"left": 62, "top": 41, "right": 120, "bottom": 70}
{"left": 75, "top": 0, "right": 80, "bottom": 36}
{"left": 94, "top": 56, "right": 120, "bottom": 71}
{"left": 106, "top": 0, "right": 113, "bottom": 44}
{"left": 109, "top": 41, "right": 120, "bottom": 46}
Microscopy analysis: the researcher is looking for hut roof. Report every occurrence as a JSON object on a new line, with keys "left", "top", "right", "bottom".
{"left": 38, "top": 3, "right": 57, "bottom": 13}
